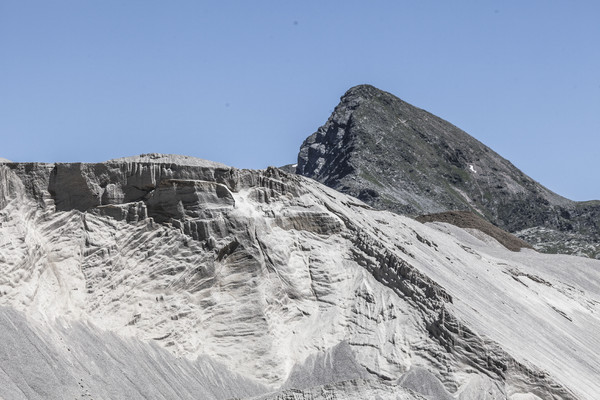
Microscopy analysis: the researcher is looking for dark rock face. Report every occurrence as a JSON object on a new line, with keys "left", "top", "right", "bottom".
{"left": 297, "top": 84, "right": 600, "bottom": 258}
{"left": 45, "top": 157, "right": 239, "bottom": 213}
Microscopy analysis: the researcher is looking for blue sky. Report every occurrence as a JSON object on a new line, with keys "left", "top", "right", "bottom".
{"left": 1, "top": 1, "right": 599, "bottom": 200}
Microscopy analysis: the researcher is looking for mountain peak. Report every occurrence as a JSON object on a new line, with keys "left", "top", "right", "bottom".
{"left": 297, "top": 85, "right": 600, "bottom": 258}
{"left": 343, "top": 84, "right": 387, "bottom": 98}
{"left": 337, "top": 84, "right": 407, "bottom": 111}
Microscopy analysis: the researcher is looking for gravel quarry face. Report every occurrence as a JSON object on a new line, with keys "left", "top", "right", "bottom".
{"left": 1, "top": 155, "right": 599, "bottom": 399}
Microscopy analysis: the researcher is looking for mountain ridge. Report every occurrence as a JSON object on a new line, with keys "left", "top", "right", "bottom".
{"left": 297, "top": 84, "right": 600, "bottom": 258}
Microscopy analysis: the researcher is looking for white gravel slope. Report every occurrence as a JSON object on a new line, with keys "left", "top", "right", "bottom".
{"left": 0, "top": 161, "right": 598, "bottom": 399}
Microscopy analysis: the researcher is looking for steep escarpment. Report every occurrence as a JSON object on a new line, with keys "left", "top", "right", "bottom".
{"left": 297, "top": 85, "right": 600, "bottom": 258}
{"left": 0, "top": 154, "right": 599, "bottom": 399}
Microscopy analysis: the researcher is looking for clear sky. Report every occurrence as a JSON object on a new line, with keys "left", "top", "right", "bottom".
{"left": 1, "top": 1, "right": 599, "bottom": 200}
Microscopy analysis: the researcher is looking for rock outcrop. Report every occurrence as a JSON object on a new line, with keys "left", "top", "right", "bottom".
{"left": 296, "top": 85, "right": 600, "bottom": 258}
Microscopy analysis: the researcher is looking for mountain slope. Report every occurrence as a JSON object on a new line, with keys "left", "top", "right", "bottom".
{"left": 0, "top": 155, "right": 599, "bottom": 399}
{"left": 0, "top": 307, "right": 266, "bottom": 400}
{"left": 296, "top": 85, "right": 600, "bottom": 258}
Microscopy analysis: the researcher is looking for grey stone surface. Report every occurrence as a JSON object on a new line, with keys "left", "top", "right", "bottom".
{"left": 297, "top": 84, "right": 600, "bottom": 257}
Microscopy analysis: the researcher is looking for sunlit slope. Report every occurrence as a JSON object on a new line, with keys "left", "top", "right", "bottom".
{"left": 0, "top": 156, "right": 598, "bottom": 399}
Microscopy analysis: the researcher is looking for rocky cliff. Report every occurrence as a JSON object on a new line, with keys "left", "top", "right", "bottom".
{"left": 1, "top": 154, "right": 599, "bottom": 399}
{"left": 296, "top": 85, "right": 600, "bottom": 258}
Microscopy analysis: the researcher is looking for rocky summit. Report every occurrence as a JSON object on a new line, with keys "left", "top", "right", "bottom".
{"left": 297, "top": 84, "right": 600, "bottom": 258}
{"left": 1, "top": 154, "right": 600, "bottom": 399}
